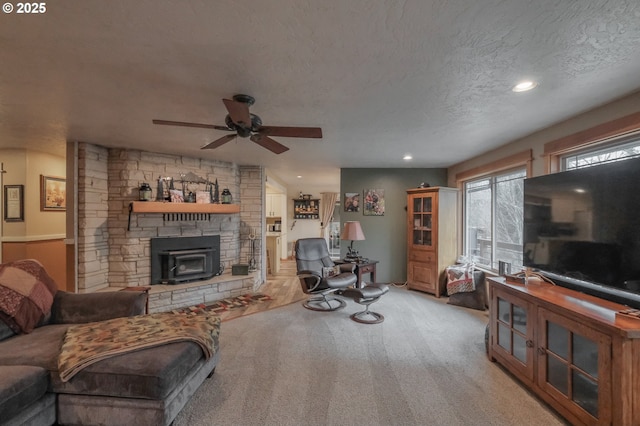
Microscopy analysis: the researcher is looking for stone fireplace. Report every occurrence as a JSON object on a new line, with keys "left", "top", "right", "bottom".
{"left": 75, "top": 143, "right": 266, "bottom": 306}
{"left": 150, "top": 235, "right": 221, "bottom": 284}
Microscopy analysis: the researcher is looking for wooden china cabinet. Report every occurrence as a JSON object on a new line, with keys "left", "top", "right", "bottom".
{"left": 406, "top": 187, "right": 458, "bottom": 297}
{"left": 489, "top": 277, "right": 640, "bottom": 426}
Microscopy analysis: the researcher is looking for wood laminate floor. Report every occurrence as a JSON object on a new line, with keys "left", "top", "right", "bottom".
{"left": 220, "top": 259, "right": 305, "bottom": 321}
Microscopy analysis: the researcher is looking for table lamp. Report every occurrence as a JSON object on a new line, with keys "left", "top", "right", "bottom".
{"left": 341, "top": 221, "right": 366, "bottom": 260}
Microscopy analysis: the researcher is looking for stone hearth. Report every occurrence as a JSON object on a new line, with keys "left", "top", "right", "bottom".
{"left": 147, "top": 271, "right": 262, "bottom": 313}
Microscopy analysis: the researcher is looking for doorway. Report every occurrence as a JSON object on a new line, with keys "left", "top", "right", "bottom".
{"left": 328, "top": 200, "right": 340, "bottom": 258}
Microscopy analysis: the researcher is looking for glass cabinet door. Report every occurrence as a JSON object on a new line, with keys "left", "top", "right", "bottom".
{"left": 491, "top": 289, "right": 535, "bottom": 382}
{"left": 491, "top": 289, "right": 534, "bottom": 381}
{"left": 538, "top": 308, "right": 611, "bottom": 424}
{"left": 411, "top": 194, "right": 433, "bottom": 247}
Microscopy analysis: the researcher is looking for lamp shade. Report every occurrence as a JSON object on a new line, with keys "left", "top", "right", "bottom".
{"left": 341, "top": 221, "right": 366, "bottom": 241}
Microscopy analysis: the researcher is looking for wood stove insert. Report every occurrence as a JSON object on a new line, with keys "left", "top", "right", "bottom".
{"left": 150, "top": 236, "right": 221, "bottom": 284}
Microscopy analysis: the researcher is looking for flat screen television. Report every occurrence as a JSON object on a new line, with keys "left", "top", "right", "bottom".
{"left": 523, "top": 156, "right": 640, "bottom": 309}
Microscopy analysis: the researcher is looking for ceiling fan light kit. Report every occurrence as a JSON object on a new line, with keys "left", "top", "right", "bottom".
{"left": 153, "top": 94, "right": 322, "bottom": 154}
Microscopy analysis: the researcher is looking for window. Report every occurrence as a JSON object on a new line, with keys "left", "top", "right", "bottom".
{"left": 562, "top": 134, "right": 640, "bottom": 170}
{"left": 464, "top": 168, "right": 526, "bottom": 271}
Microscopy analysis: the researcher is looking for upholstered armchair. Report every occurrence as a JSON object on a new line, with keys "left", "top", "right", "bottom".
{"left": 295, "top": 238, "right": 357, "bottom": 311}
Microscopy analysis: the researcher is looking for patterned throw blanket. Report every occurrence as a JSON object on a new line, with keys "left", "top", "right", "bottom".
{"left": 58, "top": 312, "right": 221, "bottom": 382}
{"left": 446, "top": 264, "right": 476, "bottom": 295}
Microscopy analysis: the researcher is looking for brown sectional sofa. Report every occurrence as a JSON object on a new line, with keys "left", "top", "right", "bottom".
{"left": 0, "top": 262, "right": 220, "bottom": 426}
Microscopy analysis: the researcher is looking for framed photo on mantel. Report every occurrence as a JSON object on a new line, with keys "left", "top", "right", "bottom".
{"left": 40, "top": 175, "right": 66, "bottom": 211}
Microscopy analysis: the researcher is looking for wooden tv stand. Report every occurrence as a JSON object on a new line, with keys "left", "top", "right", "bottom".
{"left": 488, "top": 277, "right": 640, "bottom": 426}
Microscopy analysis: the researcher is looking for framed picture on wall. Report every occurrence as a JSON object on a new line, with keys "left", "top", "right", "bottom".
{"left": 4, "top": 184, "right": 24, "bottom": 222}
{"left": 40, "top": 175, "right": 66, "bottom": 211}
{"left": 344, "top": 192, "right": 360, "bottom": 212}
{"left": 363, "top": 188, "right": 385, "bottom": 216}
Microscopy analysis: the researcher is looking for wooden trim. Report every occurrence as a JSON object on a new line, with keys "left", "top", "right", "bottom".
{"left": 129, "top": 201, "right": 240, "bottom": 214}
{"left": 455, "top": 149, "right": 533, "bottom": 183}
{"left": 543, "top": 111, "right": 640, "bottom": 156}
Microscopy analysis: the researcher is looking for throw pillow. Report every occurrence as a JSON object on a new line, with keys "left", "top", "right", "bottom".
{"left": 0, "top": 259, "right": 58, "bottom": 334}
{"left": 448, "top": 270, "right": 488, "bottom": 311}
{"left": 322, "top": 266, "right": 340, "bottom": 278}
{"left": 446, "top": 264, "right": 475, "bottom": 295}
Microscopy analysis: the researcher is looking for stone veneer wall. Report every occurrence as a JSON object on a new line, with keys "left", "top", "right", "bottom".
{"left": 77, "top": 143, "right": 110, "bottom": 293}
{"left": 76, "top": 142, "right": 265, "bottom": 295}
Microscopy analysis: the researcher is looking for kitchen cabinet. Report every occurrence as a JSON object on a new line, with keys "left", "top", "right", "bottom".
{"left": 405, "top": 187, "right": 458, "bottom": 297}
{"left": 488, "top": 277, "right": 640, "bottom": 425}
{"left": 266, "top": 193, "right": 283, "bottom": 217}
{"left": 266, "top": 236, "right": 281, "bottom": 274}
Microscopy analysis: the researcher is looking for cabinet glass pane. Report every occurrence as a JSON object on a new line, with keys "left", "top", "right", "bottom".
{"left": 422, "top": 197, "right": 432, "bottom": 213}
{"left": 513, "top": 333, "right": 527, "bottom": 363}
{"left": 512, "top": 304, "right": 527, "bottom": 333}
{"left": 413, "top": 215, "right": 421, "bottom": 228}
{"left": 423, "top": 231, "right": 432, "bottom": 246}
{"left": 422, "top": 214, "right": 432, "bottom": 228}
{"left": 572, "top": 370, "right": 598, "bottom": 417}
{"left": 573, "top": 334, "right": 598, "bottom": 379}
{"left": 498, "top": 323, "right": 511, "bottom": 351}
{"left": 413, "top": 198, "right": 421, "bottom": 212}
{"left": 547, "top": 321, "right": 569, "bottom": 359}
{"left": 547, "top": 355, "right": 569, "bottom": 395}
{"left": 498, "top": 298, "right": 510, "bottom": 324}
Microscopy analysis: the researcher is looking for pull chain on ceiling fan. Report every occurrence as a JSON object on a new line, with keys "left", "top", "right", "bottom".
{"left": 152, "top": 94, "right": 322, "bottom": 154}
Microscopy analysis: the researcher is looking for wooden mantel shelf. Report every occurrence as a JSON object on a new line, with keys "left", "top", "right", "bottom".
{"left": 128, "top": 201, "right": 240, "bottom": 230}
{"left": 130, "top": 201, "right": 240, "bottom": 214}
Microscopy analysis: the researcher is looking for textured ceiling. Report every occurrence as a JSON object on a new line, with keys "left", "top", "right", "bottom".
{"left": 1, "top": 0, "right": 640, "bottom": 192}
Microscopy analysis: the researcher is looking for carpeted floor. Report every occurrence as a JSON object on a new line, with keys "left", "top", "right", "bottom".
{"left": 173, "top": 286, "right": 568, "bottom": 426}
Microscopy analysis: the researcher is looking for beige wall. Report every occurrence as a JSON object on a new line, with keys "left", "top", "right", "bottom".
{"left": 447, "top": 90, "right": 640, "bottom": 182}
{"left": 25, "top": 151, "right": 67, "bottom": 236}
{"left": 0, "top": 148, "right": 66, "bottom": 239}
{"left": 1, "top": 148, "right": 67, "bottom": 286}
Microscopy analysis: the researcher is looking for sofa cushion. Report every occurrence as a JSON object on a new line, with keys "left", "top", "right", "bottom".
{"left": 447, "top": 270, "right": 487, "bottom": 311}
{"left": 50, "top": 290, "right": 148, "bottom": 324}
{"left": 0, "top": 323, "right": 69, "bottom": 371}
{"left": 0, "top": 319, "right": 15, "bottom": 341}
{"left": 0, "top": 259, "right": 58, "bottom": 334}
{"left": 0, "top": 365, "right": 49, "bottom": 421}
{"left": 52, "top": 341, "right": 205, "bottom": 400}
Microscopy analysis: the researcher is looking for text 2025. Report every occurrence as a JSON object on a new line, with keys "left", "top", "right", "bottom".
{"left": 17, "top": 2, "right": 46, "bottom": 13}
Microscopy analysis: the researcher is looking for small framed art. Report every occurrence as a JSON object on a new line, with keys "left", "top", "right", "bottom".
{"left": 4, "top": 184, "right": 24, "bottom": 221}
{"left": 41, "top": 175, "right": 66, "bottom": 211}
{"left": 363, "top": 188, "right": 385, "bottom": 216}
{"left": 344, "top": 192, "right": 360, "bottom": 212}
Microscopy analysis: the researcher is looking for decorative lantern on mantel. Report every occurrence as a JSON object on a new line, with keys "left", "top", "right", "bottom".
{"left": 221, "top": 188, "right": 232, "bottom": 204}
{"left": 139, "top": 183, "right": 152, "bottom": 201}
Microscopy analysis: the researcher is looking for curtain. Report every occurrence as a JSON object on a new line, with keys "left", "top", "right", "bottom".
{"left": 319, "top": 192, "right": 338, "bottom": 236}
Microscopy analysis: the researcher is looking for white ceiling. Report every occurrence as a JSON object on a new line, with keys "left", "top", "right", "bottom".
{"left": 2, "top": 0, "right": 640, "bottom": 192}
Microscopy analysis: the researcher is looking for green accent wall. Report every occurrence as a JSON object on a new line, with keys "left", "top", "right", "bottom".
{"left": 340, "top": 168, "right": 448, "bottom": 283}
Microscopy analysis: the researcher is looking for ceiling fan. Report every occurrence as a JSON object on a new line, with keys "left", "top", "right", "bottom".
{"left": 152, "top": 94, "right": 322, "bottom": 154}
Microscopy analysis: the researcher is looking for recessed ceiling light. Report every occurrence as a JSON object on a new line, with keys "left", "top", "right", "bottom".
{"left": 403, "top": 154, "right": 413, "bottom": 160}
{"left": 297, "top": 175, "right": 302, "bottom": 179}
{"left": 512, "top": 81, "right": 538, "bottom": 92}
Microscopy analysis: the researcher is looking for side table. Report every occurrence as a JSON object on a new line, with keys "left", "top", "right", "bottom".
{"left": 336, "top": 259, "right": 378, "bottom": 288}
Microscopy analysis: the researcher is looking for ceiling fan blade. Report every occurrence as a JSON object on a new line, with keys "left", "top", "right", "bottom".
{"left": 152, "top": 119, "right": 229, "bottom": 131}
{"left": 250, "top": 134, "right": 289, "bottom": 154}
{"left": 222, "top": 98, "right": 252, "bottom": 128}
{"left": 258, "top": 126, "right": 323, "bottom": 138}
{"left": 201, "top": 134, "right": 237, "bottom": 150}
